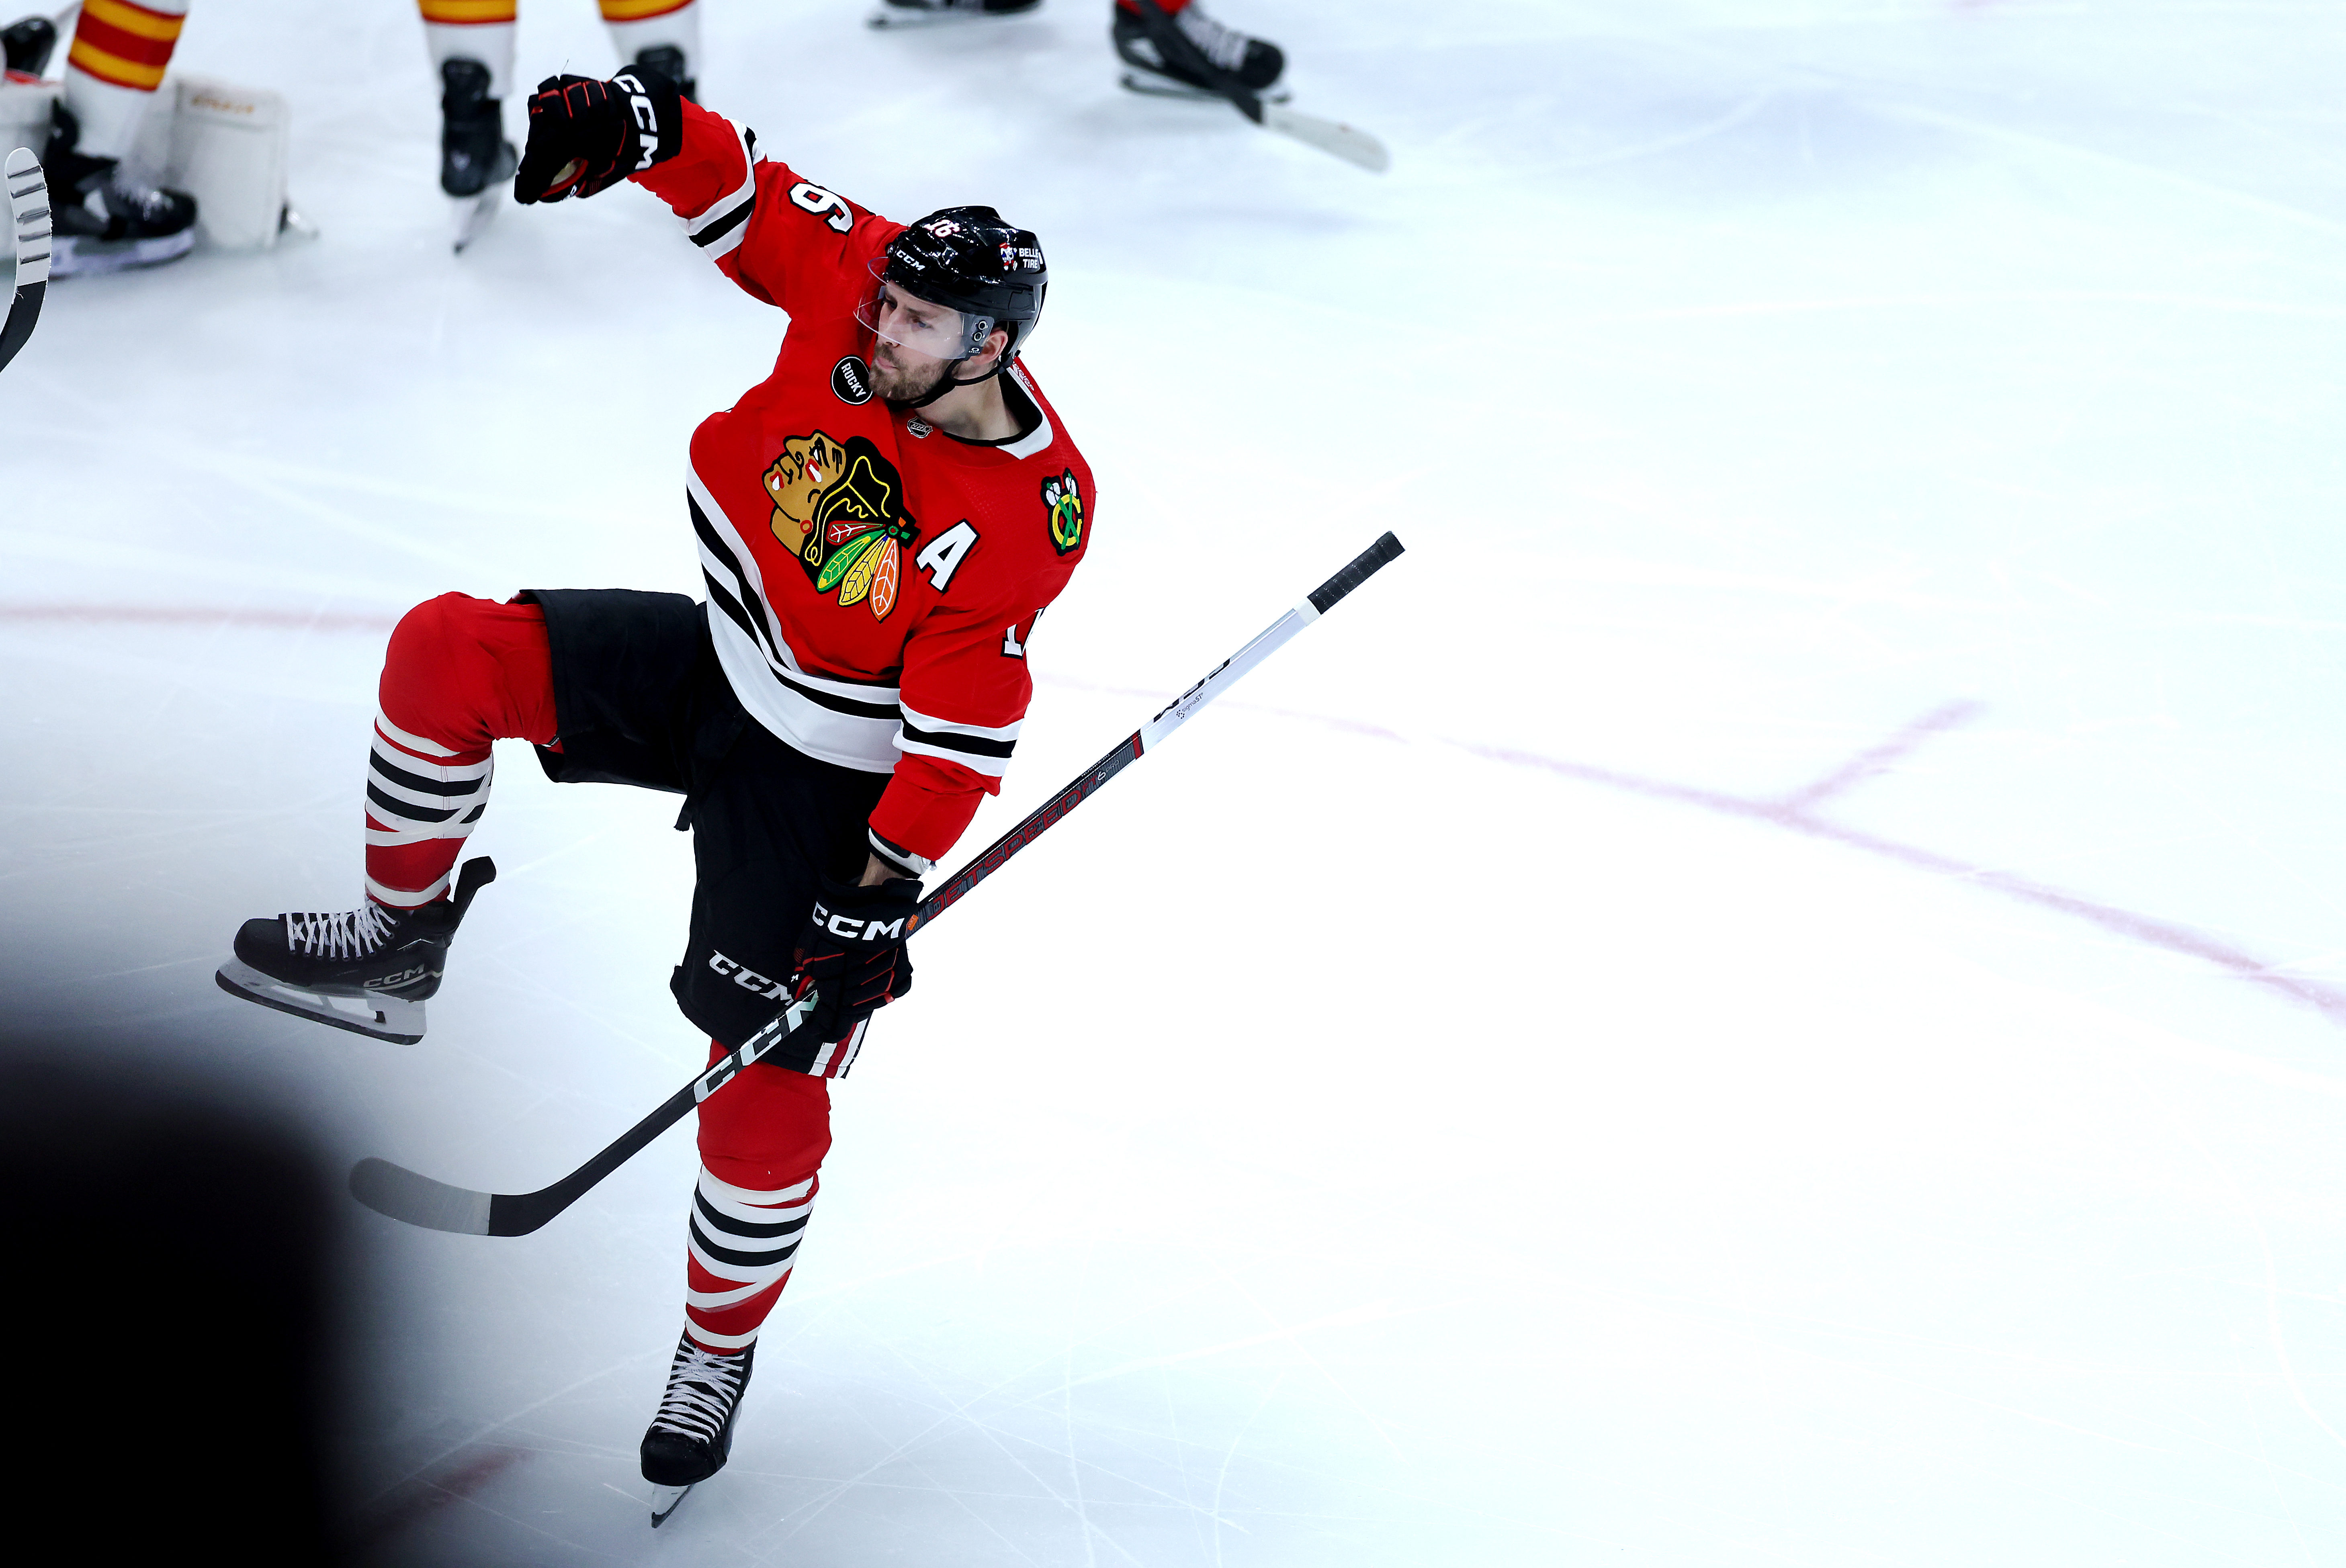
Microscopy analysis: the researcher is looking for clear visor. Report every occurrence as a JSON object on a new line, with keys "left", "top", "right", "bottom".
{"left": 857, "top": 258, "right": 996, "bottom": 363}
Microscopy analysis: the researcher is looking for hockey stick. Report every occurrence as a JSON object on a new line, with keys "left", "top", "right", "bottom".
{"left": 1124, "top": 0, "right": 1389, "bottom": 174}
{"left": 350, "top": 531, "right": 1406, "bottom": 1236}
{"left": 2, "top": 148, "right": 51, "bottom": 375}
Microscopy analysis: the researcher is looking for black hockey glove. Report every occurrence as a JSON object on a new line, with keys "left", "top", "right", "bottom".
{"left": 787, "top": 874, "right": 923, "bottom": 1045}
{"left": 513, "top": 66, "right": 682, "bottom": 205}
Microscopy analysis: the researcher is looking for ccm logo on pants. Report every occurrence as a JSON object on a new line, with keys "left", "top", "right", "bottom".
{"left": 708, "top": 952, "right": 790, "bottom": 999}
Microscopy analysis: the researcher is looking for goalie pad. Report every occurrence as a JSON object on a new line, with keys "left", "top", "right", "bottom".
{"left": 3, "top": 70, "right": 303, "bottom": 252}
{"left": 127, "top": 73, "right": 301, "bottom": 251}
{"left": 0, "top": 74, "right": 51, "bottom": 164}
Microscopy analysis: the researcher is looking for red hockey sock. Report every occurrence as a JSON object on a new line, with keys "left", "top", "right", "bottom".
{"left": 684, "top": 1048, "right": 832, "bottom": 1350}
{"left": 1115, "top": 0, "right": 1193, "bottom": 13}
{"left": 365, "top": 594, "right": 557, "bottom": 908}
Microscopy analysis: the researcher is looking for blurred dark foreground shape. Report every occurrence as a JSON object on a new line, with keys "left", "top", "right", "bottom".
{"left": 0, "top": 1053, "right": 358, "bottom": 1563}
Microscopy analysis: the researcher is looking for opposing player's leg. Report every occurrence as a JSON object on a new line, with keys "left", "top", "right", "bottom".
{"left": 220, "top": 594, "right": 557, "bottom": 1039}
{"left": 1111, "top": 0, "right": 1286, "bottom": 100}
{"left": 643, "top": 1057, "right": 831, "bottom": 1492}
{"left": 44, "top": 0, "right": 199, "bottom": 277}
{"left": 599, "top": 0, "right": 700, "bottom": 102}
{"left": 418, "top": 0, "right": 518, "bottom": 248}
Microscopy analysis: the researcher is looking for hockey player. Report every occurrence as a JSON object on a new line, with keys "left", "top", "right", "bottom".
{"left": 216, "top": 70, "right": 1093, "bottom": 1511}
{"left": 873, "top": 0, "right": 1286, "bottom": 100}
{"left": 419, "top": 0, "right": 703, "bottom": 248}
{"left": 21, "top": 0, "right": 199, "bottom": 276}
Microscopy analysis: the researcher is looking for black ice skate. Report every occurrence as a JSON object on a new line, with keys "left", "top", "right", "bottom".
{"left": 1113, "top": 1, "right": 1287, "bottom": 102}
{"left": 641, "top": 1333, "right": 755, "bottom": 1526}
{"left": 216, "top": 858, "right": 496, "bottom": 1044}
{"left": 39, "top": 101, "right": 198, "bottom": 278}
{"left": 630, "top": 43, "right": 696, "bottom": 104}
{"left": 867, "top": 0, "right": 1040, "bottom": 31}
{"left": 3, "top": 14, "right": 58, "bottom": 76}
{"left": 440, "top": 57, "right": 516, "bottom": 253}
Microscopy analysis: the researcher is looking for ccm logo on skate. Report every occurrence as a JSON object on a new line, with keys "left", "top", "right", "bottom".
{"left": 807, "top": 903, "right": 917, "bottom": 942}
{"left": 831, "top": 355, "right": 873, "bottom": 405}
{"left": 375, "top": 964, "right": 430, "bottom": 989}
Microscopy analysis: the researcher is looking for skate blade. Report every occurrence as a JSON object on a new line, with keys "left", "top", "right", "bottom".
{"left": 867, "top": 4, "right": 1032, "bottom": 27}
{"left": 1118, "top": 70, "right": 1292, "bottom": 104}
{"left": 649, "top": 1483, "right": 694, "bottom": 1527}
{"left": 47, "top": 229, "right": 196, "bottom": 279}
{"left": 216, "top": 960, "right": 427, "bottom": 1044}
{"left": 449, "top": 191, "right": 499, "bottom": 253}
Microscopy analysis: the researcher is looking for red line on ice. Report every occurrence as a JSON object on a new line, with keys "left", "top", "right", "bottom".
{"left": 8, "top": 614, "right": 2329, "bottom": 1026}
{"left": 1454, "top": 739, "right": 2346, "bottom": 1027}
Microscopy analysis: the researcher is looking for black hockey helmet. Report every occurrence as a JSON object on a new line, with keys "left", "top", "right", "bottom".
{"left": 874, "top": 205, "right": 1047, "bottom": 364}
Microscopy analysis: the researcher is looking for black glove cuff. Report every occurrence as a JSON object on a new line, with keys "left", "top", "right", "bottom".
{"left": 610, "top": 63, "right": 685, "bottom": 169}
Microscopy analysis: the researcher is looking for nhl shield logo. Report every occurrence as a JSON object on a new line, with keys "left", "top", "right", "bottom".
{"left": 831, "top": 355, "right": 874, "bottom": 405}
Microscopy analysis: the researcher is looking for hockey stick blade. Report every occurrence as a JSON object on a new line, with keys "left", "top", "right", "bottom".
{"left": 1124, "top": 0, "right": 1388, "bottom": 172}
{"left": 1261, "top": 105, "right": 1389, "bottom": 174}
{"left": 350, "top": 1157, "right": 493, "bottom": 1235}
{"left": 350, "top": 535, "right": 1405, "bottom": 1235}
{"left": 3, "top": 147, "right": 52, "bottom": 375}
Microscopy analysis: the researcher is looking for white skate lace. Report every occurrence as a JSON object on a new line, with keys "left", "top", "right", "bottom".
{"left": 100, "top": 169, "right": 175, "bottom": 222}
{"left": 284, "top": 903, "right": 394, "bottom": 960}
{"left": 1176, "top": 5, "right": 1253, "bottom": 73}
{"left": 650, "top": 1343, "right": 747, "bottom": 1444}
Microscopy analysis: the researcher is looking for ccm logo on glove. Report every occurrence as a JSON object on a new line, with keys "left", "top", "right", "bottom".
{"left": 809, "top": 901, "right": 921, "bottom": 943}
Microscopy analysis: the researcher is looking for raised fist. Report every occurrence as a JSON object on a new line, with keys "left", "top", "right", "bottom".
{"left": 514, "top": 66, "right": 682, "bottom": 205}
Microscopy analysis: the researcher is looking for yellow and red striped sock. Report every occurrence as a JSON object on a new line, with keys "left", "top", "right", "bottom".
{"left": 61, "top": 0, "right": 187, "bottom": 161}
{"left": 600, "top": 0, "right": 698, "bottom": 85}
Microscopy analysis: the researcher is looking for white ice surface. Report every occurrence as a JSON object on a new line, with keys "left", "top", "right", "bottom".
{"left": 7, "top": 0, "right": 2346, "bottom": 1562}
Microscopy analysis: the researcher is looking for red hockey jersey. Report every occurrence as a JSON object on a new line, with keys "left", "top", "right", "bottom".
{"left": 631, "top": 104, "right": 1093, "bottom": 876}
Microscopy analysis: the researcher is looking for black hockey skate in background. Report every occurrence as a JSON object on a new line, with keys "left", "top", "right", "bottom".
{"left": 1120, "top": 0, "right": 1387, "bottom": 172}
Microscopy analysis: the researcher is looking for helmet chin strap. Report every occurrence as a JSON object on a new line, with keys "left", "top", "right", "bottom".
{"left": 887, "top": 348, "right": 1014, "bottom": 411}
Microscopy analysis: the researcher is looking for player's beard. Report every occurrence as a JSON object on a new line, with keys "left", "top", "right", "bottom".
{"left": 870, "top": 346, "right": 958, "bottom": 405}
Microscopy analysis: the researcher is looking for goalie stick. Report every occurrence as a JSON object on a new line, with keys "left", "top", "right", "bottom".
{"left": 1123, "top": 0, "right": 1388, "bottom": 173}
{"left": 350, "top": 530, "right": 1406, "bottom": 1236}
{"left": 2, "top": 147, "right": 49, "bottom": 374}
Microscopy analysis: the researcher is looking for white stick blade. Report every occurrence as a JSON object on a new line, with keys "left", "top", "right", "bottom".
{"left": 8, "top": 147, "right": 50, "bottom": 288}
{"left": 350, "top": 1157, "right": 494, "bottom": 1235}
{"left": 1261, "top": 106, "right": 1390, "bottom": 173}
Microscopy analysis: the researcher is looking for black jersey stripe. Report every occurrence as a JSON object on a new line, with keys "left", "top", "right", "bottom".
{"left": 899, "top": 717, "right": 1017, "bottom": 759}
{"left": 690, "top": 193, "right": 754, "bottom": 250}
{"left": 691, "top": 493, "right": 907, "bottom": 722}
{"left": 700, "top": 569, "right": 905, "bottom": 722}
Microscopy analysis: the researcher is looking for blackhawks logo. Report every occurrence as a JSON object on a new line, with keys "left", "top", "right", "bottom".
{"left": 1042, "top": 469, "right": 1083, "bottom": 557}
{"left": 763, "top": 432, "right": 922, "bottom": 620}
